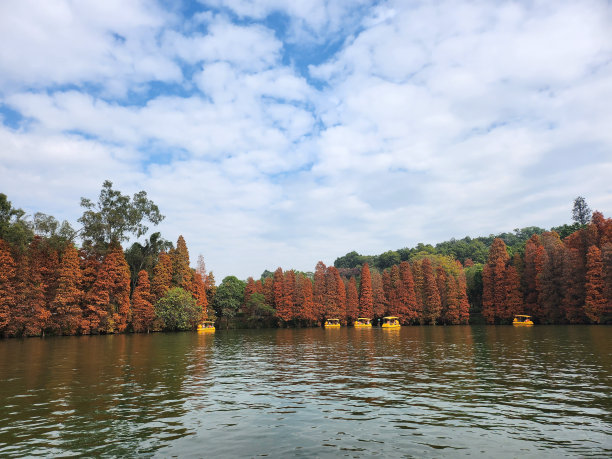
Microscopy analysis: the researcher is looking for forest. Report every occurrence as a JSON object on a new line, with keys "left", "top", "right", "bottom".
{"left": 1, "top": 184, "right": 611, "bottom": 338}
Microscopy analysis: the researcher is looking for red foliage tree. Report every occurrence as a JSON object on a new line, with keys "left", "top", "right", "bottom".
{"left": 243, "top": 277, "right": 257, "bottom": 316}
{"left": 0, "top": 240, "right": 17, "bottom": 336}
{"left": 537, "top": 232, "right": 566, "bottom": 323}
{"left": 279, "top": 270, "right": 296, "bottom": 323}
{"left": 602, "top": 243, "right": 612, "bottom": 322}
{"left": 453, "top": 265, "right": 471, "bottom": 324}
{"left": 562, "top": 247, "right": 586, "bottom": 323}
{"left": 421, "top": 258, "right": 441, "bottom": 324}
{"left": 482, "top": 238, "right": 509, "bottom": 323}
{"left": 502, "top": 265, "right": 523, "bottom": 322}
{"left": 399, "top": 261, "right": 419, "bottom": 323}
{"left": 345, "top": 277, "right": 359, "bottom": 323}
{"left": 52, "top": 244, "right": 84, "bottom": 335}
{"left": 411, "top": 262, "right": 424, "bottom": 322}
{"left": 386, "top": 265, "right": 405, "bottom": 318}
{"left": 83, "top": 245, "right": 131, "bottom": 334}
{"left": 131, "top": 270, "right": 154, "bottom": 333}
{"left": 585, "top": 245, "right": 606, "bottom": 323}
{"left": 435, "top": 266, "right": 448, "bottom": 321}
{"left": 273, "top": 267, "right": 285, "bottom": 316}
{"left": 523, "top": 235, "right": 543, "bottom": 317}
{"left": 171, "top": 235, "right": 193, "bottom": 291}
{"left": 11, "top": 238, "right": 54, "bottom": 336}
{"left": 324, "top": 267, "right": 345, "bottom": 320}
{"left": 313, "top": 261, "right": 327, "bottom": 322}
{"left": 151, "top": 252, "right": 172, "bottom": 302}
{"left": 263, "top": 276, "right": 274, "bottom": 310}
{"left": 296, "top": 274, "right": 316, "bottom": 323}
{"left": 192, "top": 271, "right": 208, "bottom": 319}
{"left": 442, "top": 273, "right": 464, "bottom": 325}
{"left": 358, "top": 263, "right": 373, "bottom": 318}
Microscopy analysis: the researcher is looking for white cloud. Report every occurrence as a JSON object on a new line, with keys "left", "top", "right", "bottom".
{"left": 200, "top": 0, "right": 371, "bottom": 43}
{"left": 0, "top": 0, "right": 181, "bottom": 95}
{"left": 1, "top": 0, "right": 611, "bottom": 280}
{"left": 163, "top": 20, "right": 282, "bottom": 71}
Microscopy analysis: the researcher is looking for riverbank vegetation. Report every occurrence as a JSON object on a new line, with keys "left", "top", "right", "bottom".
{"left": 1, "top": 186, "right": 610, "bottom": 337}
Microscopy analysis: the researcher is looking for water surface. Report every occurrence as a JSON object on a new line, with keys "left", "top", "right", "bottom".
{"left": 1, "top": 326, "right": 610, "bottom": 457}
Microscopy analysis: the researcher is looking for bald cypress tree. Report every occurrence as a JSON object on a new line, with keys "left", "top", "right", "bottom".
{"left": 422, "top": 258, "right": 441, "bottom": 324}
{"left": 0, "top": 240, "right": 16, "bottom": 336}
{"left": 151, "top": 252, "right": 172, "bottom": 302}
{"left": 585, "top": 245, "right": 605, "bottom": 323}
{"left": 52, "top": 244, "right": 83, "bottom": 335}
{"left": 358, "top": 263, "right": 373, "bottom": 318}
{"left": 172, "top": 235, "right": 192, "bottom": 292}
{"left": 131, "top": 270, "right": 154, "bottom": 333}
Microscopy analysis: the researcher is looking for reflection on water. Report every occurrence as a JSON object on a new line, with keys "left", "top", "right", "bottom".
{"left": 0, "top": 326, "right": 610, "bottom": 457}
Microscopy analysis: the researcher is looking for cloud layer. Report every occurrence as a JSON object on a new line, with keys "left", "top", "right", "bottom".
{"left": 1, "top": 0, "right": 611, "bottom": 279}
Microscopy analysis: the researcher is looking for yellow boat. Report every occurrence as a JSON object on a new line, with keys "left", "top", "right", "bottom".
{"left": 513, "top": 315, "right": 534, "bottom": 326}
{"left": 354, "top": 318, "right": 372, "bottom": 327}
{"left": 324, "top": 318, "right": 341, "bottom": 328}
{"left": 197, "top": 320, "right": 216, "bottom": 333}
{"left": 381, "top": 316, "right": 400, "bottom": 328}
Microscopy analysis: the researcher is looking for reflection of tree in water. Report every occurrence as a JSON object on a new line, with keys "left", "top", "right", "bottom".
{"left": 0, "top": 333, "right": 215, "bottom": 456}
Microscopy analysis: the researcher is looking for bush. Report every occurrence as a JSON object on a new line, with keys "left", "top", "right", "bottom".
{"left": 154, "top": 287, "right": 200, "bottom": 331}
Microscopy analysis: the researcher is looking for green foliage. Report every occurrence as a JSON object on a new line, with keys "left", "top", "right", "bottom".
{"left": 79, "top": 180, "right": 164, "bottom": 252}
{"left": 246, "top": 292, "right": 275, "bottom": 318}
{"left": 333, "top": 227, "right": 548, "bottom": 270}
{"left": 335, "top": 251, "right": 366, "bottom": 269}
{"left": 376, "top": 250, "right": 401, "bottom": 270}
{"left": 33, "top": 212, "right": 76, "bottom": 251}
{"left": 213, "top": 276, "right": 246, "bottom": 319}
{"left": 125, "top": 232, "right": 173, "bottom": 292}
{"left": 154, "top": 287, "right": 199, "bottom": 331}
{"left": 464, "top": 264, "right": 484, "bottom": 318}
{"left": 0, "top": 193, "right": 34, "bottom": 251}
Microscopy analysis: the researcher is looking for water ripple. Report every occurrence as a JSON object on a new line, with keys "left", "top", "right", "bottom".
{"left": 0, "top": 326, "right": 610, "bottom": 457}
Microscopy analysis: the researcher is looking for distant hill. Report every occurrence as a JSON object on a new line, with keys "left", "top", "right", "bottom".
{"left": 334, "top": 223, "right": 583, "bottom": 271}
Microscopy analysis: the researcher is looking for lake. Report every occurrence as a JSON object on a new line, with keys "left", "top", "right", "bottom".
{"left": 1, "top": 326, "right": 610, "bottom": 457}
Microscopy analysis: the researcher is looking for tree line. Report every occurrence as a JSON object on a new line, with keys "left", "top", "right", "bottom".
{"left": 1, "top": 186, "right": 610, "bottom": 338}
{"left": 0, "top": 183, "right": 213, "bottom": 337}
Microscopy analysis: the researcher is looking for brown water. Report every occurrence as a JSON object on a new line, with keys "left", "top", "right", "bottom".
{"left": 0, "top": 326, "right": 610, "bottom": 457}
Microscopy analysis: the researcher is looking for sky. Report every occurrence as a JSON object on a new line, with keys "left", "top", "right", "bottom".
{"left": 1, "top": 0, "right": 611, "bottom": 280}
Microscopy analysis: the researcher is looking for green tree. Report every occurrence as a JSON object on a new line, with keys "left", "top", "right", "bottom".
{"left": 33, "top": 212, "right": 77, "bottom": 251}
{"left": 0, "top": 193, "right": 33, "bottom": 251}
{"left": 246, "top": 292, "right": 275, "bottom": 319}
{"left": 125, "top": 232, "right": 173, "bottom": 293}
{"left": 154, "top": 287, "right": 200, "bottom": 331}
{"left": 78, "top": 180, "right": 164, "bottom": 253}
{"left": 572, "top": 196, "right": 592, "bottom": 225}
{"left": 213, "top": 276, "right": 246, "bottom": 321}
{"left": 377, "top": 250, "right": 401, "bottom": 270}
{"left": 334, "top": 251, "right": 365, "bottom": 269}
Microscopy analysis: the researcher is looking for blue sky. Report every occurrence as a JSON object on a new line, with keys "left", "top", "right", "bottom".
{"left": 1, "top": 0, "right": 611, "bottom": 280}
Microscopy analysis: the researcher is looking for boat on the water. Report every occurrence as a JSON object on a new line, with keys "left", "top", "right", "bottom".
{"left": 381, "top": 316, "right": 400, "bottom": 328}
{"left": 513, "top": 315, "right": 534, "bottom": 326}
{"left": 324, "top": 318, "right": 341, "bottom": 328}
{"left": 354, "top": 318, "right": 372, "bottom": 327}
{"left": 197, "top": 320, "right": 216, "bottom": 332}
